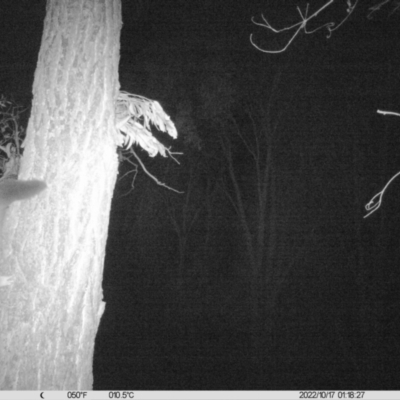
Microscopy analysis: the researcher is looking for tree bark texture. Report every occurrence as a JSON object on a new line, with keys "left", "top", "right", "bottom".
{"left": 0, "top": 0, "right": 122, "bottom": 389}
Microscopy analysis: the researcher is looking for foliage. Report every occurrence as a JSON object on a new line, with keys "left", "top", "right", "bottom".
{"left": 115, "top": 91, "right": 177, "bottom": 157}
{"left": 0, "top": 96, "right": 26, "bottom": 178}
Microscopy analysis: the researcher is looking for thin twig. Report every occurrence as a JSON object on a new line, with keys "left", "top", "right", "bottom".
{"left": 130, "top": 148, "right": 183, "bottom": 194}
{"left": 364, "top": 171, "right": 400, "bottom": 218}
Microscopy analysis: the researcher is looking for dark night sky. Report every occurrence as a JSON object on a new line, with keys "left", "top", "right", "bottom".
{"left": 2, "top": 0, "right": 400, "bottom": 391}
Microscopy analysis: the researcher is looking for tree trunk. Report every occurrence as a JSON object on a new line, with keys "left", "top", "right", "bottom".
{"left": 0, "top": 0, "right": 121, "bottom": 390}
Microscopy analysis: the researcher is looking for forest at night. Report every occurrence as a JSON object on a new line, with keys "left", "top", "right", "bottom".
{"left": 1, "top": 0, "right": 400, "bottom": 390}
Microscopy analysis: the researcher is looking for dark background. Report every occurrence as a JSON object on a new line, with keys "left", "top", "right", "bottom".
{"left": 1, "top": 0, "right": 400, "bottom": 390}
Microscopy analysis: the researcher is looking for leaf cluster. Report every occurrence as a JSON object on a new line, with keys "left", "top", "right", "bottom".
{"left": 116, "top": 91, "right": 177, "bottom": 158}
{"left": 0, "top": 96, "right": 25, "bottom": 177}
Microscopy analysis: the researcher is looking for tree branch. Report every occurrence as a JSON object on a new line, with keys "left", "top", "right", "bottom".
{"left": 250, "top": 0, "right": 359, "bottom": 53}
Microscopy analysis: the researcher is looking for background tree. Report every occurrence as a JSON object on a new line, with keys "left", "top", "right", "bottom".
{"left": 196, "top": 58, "right": 289, "bottom": 358}
{"left": 249, "top": 0, "right": 400, "bottom": 385}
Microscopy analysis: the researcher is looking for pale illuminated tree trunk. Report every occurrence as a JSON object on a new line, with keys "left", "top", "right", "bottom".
{"left": 0, "top": 0, "right": 121, "bottom": 389}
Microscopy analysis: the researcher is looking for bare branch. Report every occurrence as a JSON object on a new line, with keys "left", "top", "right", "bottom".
{"left": 364, "top": 171, "right": 400, "bottom": 218}
{"left": 130, "top": 148, "right": 183, "bottom": 194}
{"left": 117, "top": 154, "right": 138, "bottom": 196}
{"left": 377, "top": 109, "right": 400, "bottom": 117}
{"left": 364, "top": 108, "right": 400, "bottom": 218}
{"left": 368, "top": 0, "right": 400, "bottom": 19}
{"left": 250, "top": 0, "right": 359, "bottom": 54}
